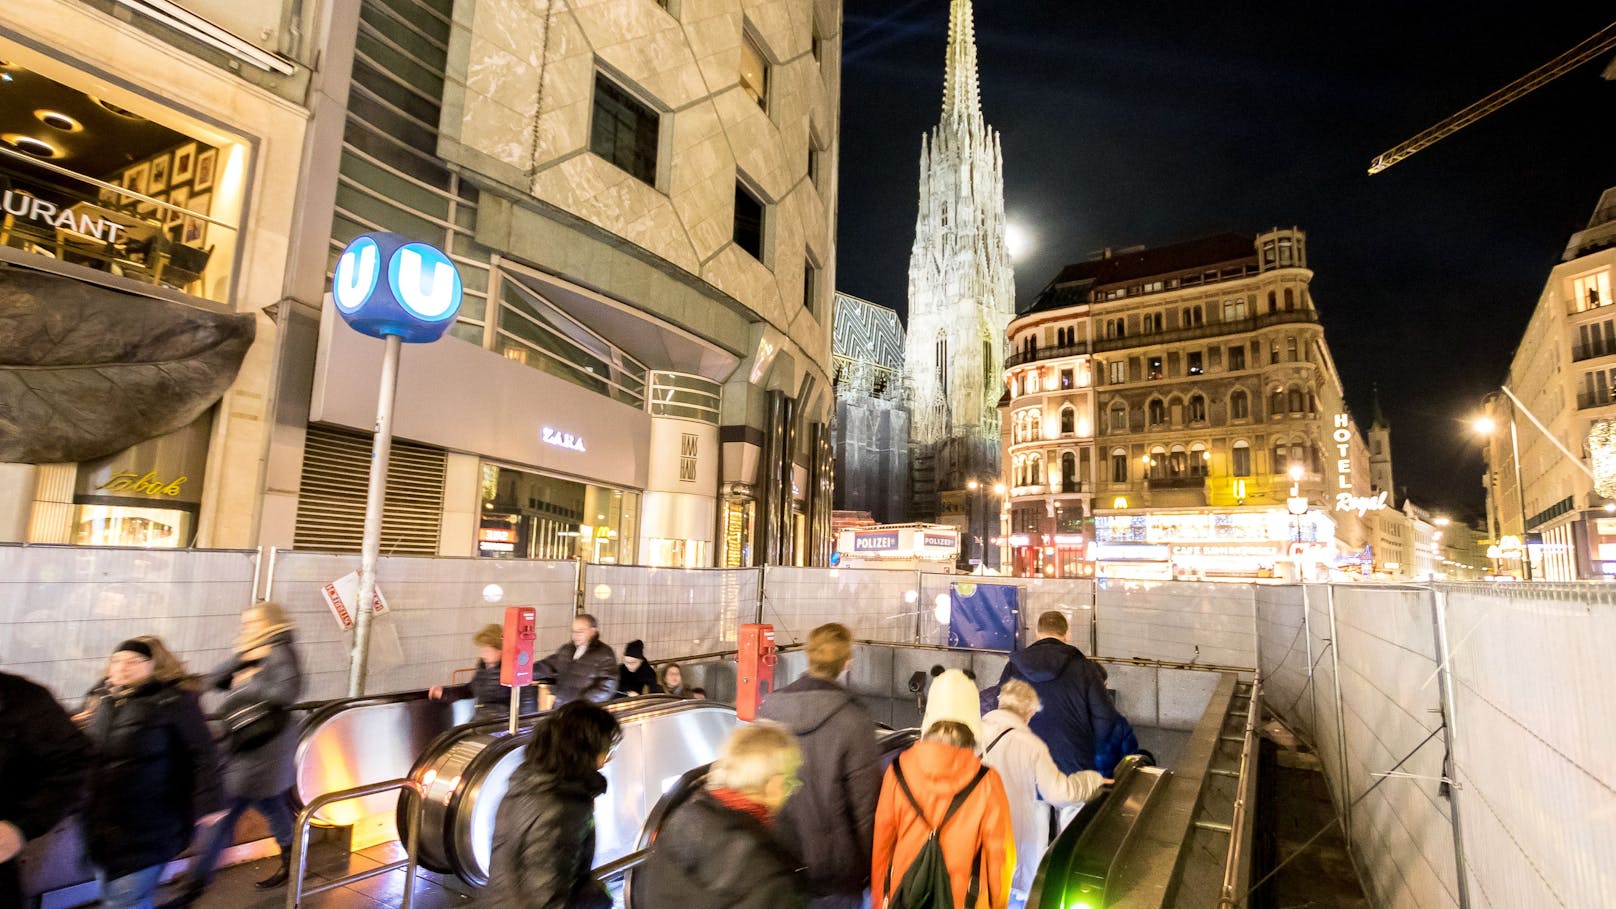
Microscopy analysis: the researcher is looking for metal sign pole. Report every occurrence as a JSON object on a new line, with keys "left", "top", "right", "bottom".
{"left": 348, "top": 333, "right": 402, "bottom": 697}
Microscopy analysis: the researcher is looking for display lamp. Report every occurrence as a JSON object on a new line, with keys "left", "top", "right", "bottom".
{"left": 332, "top": 232, "right": 464, "bottom": 696}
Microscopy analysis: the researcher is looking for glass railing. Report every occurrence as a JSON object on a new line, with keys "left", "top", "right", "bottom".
{"left": 1, "top": 145, "right": 237, "bottom": 304}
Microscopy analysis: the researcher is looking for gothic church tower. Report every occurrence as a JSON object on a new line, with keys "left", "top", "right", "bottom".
{"left": 903, "top": 0, "right": 1016, "bottom": 535}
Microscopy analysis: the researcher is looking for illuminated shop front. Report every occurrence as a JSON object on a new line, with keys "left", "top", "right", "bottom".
{"left": 834, "top": 524, "right": 960, "bottom": 571}
{"left": 1009, "top": 533, "right": 1094, "bottom": 578}
{"left": 72, "top": 415, "right": 212, "bottom": 548}
{"left": 477, "top": 463, "right": 637, "bottom": 564}
{"left": 1094, "top": 510, "right": 1335, "bottom": 582}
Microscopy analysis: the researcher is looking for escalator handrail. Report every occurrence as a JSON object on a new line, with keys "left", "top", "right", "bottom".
{"left": 1026, "top": 754, "right": 1160, "bottom": 909}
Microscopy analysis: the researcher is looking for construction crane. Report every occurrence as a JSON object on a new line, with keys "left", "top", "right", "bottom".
{"left": 1368, "top": 19, "right": 1616, "bottom": 174}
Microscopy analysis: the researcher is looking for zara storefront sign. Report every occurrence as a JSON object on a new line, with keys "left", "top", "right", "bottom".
{"left": 541, "top": 426, "right": 586, "bottom": 453}
{"left": 1331, "top": 413, "right": 1386, "bottom": 515}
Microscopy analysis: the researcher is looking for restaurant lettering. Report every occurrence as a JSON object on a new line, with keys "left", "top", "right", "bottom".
{"left": 97, "top": 470, "right": 187, "bottom": 497}
{"left": 1331, "top": 414, "right": 1386, "bottom": 514}
{"left": 2, "top": 189, "right": 126, "bottom": 244}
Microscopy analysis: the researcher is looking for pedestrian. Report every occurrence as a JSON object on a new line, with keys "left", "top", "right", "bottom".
{"left": 169, "top": 602, "right": 304, "bottom": 902}
{"left": 617, "top": 639, "right": 661, "bottom": 697}
{"left": 430, "top": 624, "right": 537, "bottom": 719}
{"left": 533, "top": 614, "right": 619, "bottom": 704}
{"left": 979, "top": 679, "right": 1106, "bottom": 905}
{"left": 1, "top": 671, "right": 93, "bottom": 909}
{"left": 757, "top": 622, "right": 880, "bottom": 909}
{"left": 873, "top": 669, "right": 1014, "bottom": 909}
{"left": 659, "top": 663, "right": 689, "bottom": 698}
{"left": 83, "top": 638, "right": 220, "bottom": 909}
{"left": 638, "top": 722, "right": 807, "bottom": 909}
{"left": 986, "top": 611, "right": 1120, "bottom": 774}
{"left": 487, "top": 700, "right": 622, "bottom": 909}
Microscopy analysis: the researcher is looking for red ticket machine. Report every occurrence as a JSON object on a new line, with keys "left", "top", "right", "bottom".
{"left": 736, "top": 623, "right": 777, "bottom": 721}
{"left": 501, "top": 606, "right": 538, "bottom": 686}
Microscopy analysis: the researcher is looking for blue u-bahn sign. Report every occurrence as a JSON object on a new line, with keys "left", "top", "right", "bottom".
{"left": 333, "top": 232, "right": 463, "bottom": 342}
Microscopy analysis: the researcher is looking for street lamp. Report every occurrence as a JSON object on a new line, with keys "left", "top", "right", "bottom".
{"left": 1286, "top": 464, "right": 1308, "bottom": 580}
{"left": 1472, "top": 402, "right": 1531, "bottom": 580}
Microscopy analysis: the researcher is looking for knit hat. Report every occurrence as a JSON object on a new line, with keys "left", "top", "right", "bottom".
{"left": 114, "top": 639, "right": 153, "bottom": 659}
{"left": 625, "top": 639, "right": 646, "bottom": 661}
{"left": 922, "top": 669, "right": 982, "bottom": 742}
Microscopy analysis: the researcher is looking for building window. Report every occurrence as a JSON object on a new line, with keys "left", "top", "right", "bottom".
{"left": 1190, "top": 444, "right": 1209, "bottom": 477}
{"left": 740, "top": 31, "right": 769, "bottom": 110}
{"left": 1223, "top": 299, "right": 1248, "bottom": 321}
{"left": 1230, "top": 389, "right": 1249, "bottom": 420}
{"left": 1111, "top": 450, "right": 1128, "bottom": 483}
{"left": 1187, "top": 351, "right": 1203, "bottom": 375}
{"left": 1061, "top": 451, "right": 1078, "bottom": 493}
{"left": 803, "top": 257, "right": 820, "bottom": 315}
{"left": 734, "top": 181, "right": 765, "bottom": 258}
{"left": 1168, "top": 447, "right": 1187, "bottom": 477}
{"left": 1109, "top": 360, "right": 1126, "bottom": 384}
{"left": 983, "top": 337, "right": 994, "bottom": 395}
{"left": 1288, "top": 387, "right": 1304, "bottom": 413}
{"left": 1232, "top": 442, "right": 1251, "bottom": 477}
{"left": 591, "top": 74, "right": 659, "bottom": 185}
{"left": 1286, "top": 336, "right": 1298, "bottom": 362}
{"left": 1147, "top": 356, "right": 1164, "bottom": 380}
{"left": 1284, "top": 288, "right": 1296, "bottom": 310}
{"left": 1060, "top": 368, "right": 1074, "bottom": 389}
{"left": 1188, "top": 394, "right": 1206, "bottom": 422}
{"left": 810, "top": 18, "right": 824, "bottom": 63}
{"left": 1270, "top": 341, "right": 1280, "bottom": 365}
{"left": 1184, "top": 305, "right": 1203, "bottom": 327}
{"left": 807, "top": 143, "right": 822, "bottom": 189}
{"left": 1273, "top": 441, "right": 1288, "bottom": 474}
{"left": 1270, "top": 389, "right": 1285, "bottom": 415}
{"left": 1574, "top": 270, "right": 1613, "bottom": 312}
{"left": 1268, "top": 291, "right": 1277, "bottom": 313}
{"left": 1029, "top": 455, "right": 1043, "bottom": 485}
{"left": 936, "top": 335, "right": 949, "bottom": 396}
{"left": 1149, "top": 449, "right": 1166, "bottom": 480}
{"left": 1148, "top": 399, "right": 1166, "bottom": 426}
{"left": 1061, "top": 406, "right": 1075, "bottom": 434}
{"left": 1228, "top": 345, "right": 1246, "bottom": 371}
{"left": 1110, "top": 402, "right": 1128, "bottom": 432}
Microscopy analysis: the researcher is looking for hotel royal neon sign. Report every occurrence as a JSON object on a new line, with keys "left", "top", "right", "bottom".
{"left": 1332, "top": 414, "right": 1387, "bottom": 516}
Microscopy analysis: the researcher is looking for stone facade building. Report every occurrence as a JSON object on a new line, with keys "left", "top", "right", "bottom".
{"left": 1005, "top": 230, "right": 1379, "bottom": 581}
{"left": 902, "top": 0, "right": 1015, "bottom": 562}
{"left": 831, "top": 292, "right": 910, "bottom": 524}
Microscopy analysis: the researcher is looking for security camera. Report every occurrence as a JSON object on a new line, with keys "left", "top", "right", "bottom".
{"left": 908, "top": 671, "right": 927, "bottom": 694}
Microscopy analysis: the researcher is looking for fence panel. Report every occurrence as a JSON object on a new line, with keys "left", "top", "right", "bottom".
{"left": 267, "top": 552, "right": 578, "bottom": 700}
{"left": 764, "top": 567, "right": 925, "bottom": 646}
{"left": 1255, "top": 583, "right": 1313, "bottom": 737}
{"left": 1332, "top": 584, "right": 1460, "bottom": 909}
{"left": 583, "top": 565, "right": 757, "bottom": 664}
{"left": 1094, "top": 579, "right": 1258, "bottom": 669}
{"left": 0, "top": 545, "right": 257, "bottom": 704}
{"left": 1308, "top": 585, "right": 1347, "bottom": 815}
{"left": 1442, "top": 583, "right": 1616, "bottom": 909}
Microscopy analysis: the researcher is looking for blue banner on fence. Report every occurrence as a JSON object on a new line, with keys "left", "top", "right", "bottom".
{"left": 947, "top": 582, "right": 1020, "bottom": 651}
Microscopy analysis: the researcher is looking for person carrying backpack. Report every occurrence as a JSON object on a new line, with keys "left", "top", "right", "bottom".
{"left": 872, "top": 670, "right": 1014, "bottom": 909}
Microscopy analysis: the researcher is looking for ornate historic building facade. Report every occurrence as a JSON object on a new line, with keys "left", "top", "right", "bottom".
{"left": 902, "top": 0, "right": 1015, "bottom": 563}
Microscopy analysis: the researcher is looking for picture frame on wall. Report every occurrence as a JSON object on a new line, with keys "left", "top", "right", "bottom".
{"left": 121, "top": 163, "right": 148, "bottom": 197}
{"left": 182, "top": 213, "right": 207, "bottom": 247}
{"left": 148, "top": 154, "right": 170, "bottom": 193}
{"left": 187, "top": 192, "right": 210, "bottom": 218}
{"left": 165, "top": 186, "right": 189, "bottom": 227}
{"left": 192, "top": 148, "right": 216, "bottom": 191}
{"left": 171, "top": 143, "right": 196, "bottom": 183}
{"left": 97, "top": 185, "right": 118, "bottom": 205}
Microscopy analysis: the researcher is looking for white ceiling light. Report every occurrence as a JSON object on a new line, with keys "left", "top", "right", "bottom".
{"left": 2, "top": 134, "right": 62, "bottom": 158}
{"left": 34, "top": 110, "right": 83, "bottom": 132}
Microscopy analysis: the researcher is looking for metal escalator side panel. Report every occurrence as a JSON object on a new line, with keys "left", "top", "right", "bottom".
{"left": 1027, "top": 756, "right": 1170, "bottom": 909}
{"left": 294, "top": 693, "right": 460, "bottom": 825}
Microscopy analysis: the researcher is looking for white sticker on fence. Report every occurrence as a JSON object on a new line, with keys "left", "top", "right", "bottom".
{"left": 320, "top": 570, "right": 390, "bottom": 630}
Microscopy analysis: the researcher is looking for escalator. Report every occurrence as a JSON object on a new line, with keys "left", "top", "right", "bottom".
{"left": 1027, "top": 755, "right": 1170, "bottom": 909}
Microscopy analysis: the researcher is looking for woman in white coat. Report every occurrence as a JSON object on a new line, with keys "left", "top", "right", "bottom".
{"left": 979, "top": 679, "right": 1109, "bottom": 905}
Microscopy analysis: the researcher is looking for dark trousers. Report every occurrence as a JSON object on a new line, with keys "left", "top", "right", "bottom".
{"left": 192, "top": 793, "right": 294, "bottom": 882}
{"left": 1, "top": 860, "right": 21, "bottom": 909}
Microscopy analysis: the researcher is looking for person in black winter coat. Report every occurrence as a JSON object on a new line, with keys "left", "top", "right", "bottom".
{"left": 986, "top": 610, "right": 1120, "bottom": 774}
{"left": 638, "top": 722, "right": 807, "bottom": 909}
{"left": 0, "top": 671, "right": 92, "bottom": 909}
{"left": 487, "top": 700, "right": 622, "bottom": 909}
{"left": 431, "top": 624, "right": 538, "bottom": 718}
{"left": 533, "top": 614, "right": 619, "bottom": 705}
{"left": 84, "top": 638, "right": 220, "bottom": 909}
{"left": 616, "top": 639, "right": 661, "bottom": 697}
{"left": 756, "top": 623, "right": 879, "bottom": 909}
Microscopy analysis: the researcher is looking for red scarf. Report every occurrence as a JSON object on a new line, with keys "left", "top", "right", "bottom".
{"left": 709, "top": 787, "right": 774, "bottom": 827}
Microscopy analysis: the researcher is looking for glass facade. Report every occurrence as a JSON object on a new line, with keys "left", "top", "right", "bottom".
{"left": 477, "top": 463, "right": 638, "bottom": 564}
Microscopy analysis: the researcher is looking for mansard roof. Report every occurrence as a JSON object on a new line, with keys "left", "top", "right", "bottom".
{"left": 1022, "top": 232, "right": 1257, "bottom": 316}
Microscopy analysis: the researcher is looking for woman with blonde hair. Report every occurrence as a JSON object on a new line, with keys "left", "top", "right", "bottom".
{"left": 980, "top": 679, "right": 1106, "bottom": 906}
{"left": 640, "top": 721, "right": 808, "bottom": 909}
{"left": 169, "top": 602, "right": 304, "bottom": 901}
{"left": 83, "top": 637, "right": 219, "bottom": 909}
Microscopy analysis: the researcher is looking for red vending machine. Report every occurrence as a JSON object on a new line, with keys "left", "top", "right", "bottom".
{"left": 735, "top": 623, "right": 777, "bottom": 721}
{"left": 501, "top": 606, "right": 537, "bottom": 732}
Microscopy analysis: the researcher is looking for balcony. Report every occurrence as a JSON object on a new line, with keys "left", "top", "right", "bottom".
{"left": 1006, "top": 341, "right": 1089, "bottom": 368}
{"left": 1092, "top": 308, "right": 1319, "bottom": 354}
{"left": 1146, "top": 475, "right": 1209, "bottom": 490}
{"left": 1577, "top": 391, "right": 1616, "bottom": 411}
{"left": 1572, "top": 343, "right": 1616, "bottom": 363}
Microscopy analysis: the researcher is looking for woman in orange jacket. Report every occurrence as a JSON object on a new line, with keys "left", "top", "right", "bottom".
{"left": 872, "top": 670, "right": 1016, "bottom": 909}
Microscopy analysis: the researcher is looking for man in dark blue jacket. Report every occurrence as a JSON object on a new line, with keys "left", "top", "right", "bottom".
{"left": 990, "top": 611, "right": 1120, "bottom": 774}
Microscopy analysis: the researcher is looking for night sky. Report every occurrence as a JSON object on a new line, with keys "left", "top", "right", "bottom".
{"left": 835, "top": 3, "right": 1616, "bottom": 522}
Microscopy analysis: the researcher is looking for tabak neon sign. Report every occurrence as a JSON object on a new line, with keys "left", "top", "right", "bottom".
{"left": 1332, "top": 414, "right": 1387, "bottom": 515}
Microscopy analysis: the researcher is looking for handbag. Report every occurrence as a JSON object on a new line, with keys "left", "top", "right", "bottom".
{"left": 220, "top": 691, "right": 288, "bottom": 753}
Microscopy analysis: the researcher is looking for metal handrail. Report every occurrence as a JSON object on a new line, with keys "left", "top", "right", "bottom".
{"left": 1216, "top": 674, "right": 1262, "bottom": 908}
{"left": 594, "top": 848, "right": 651, "bottom": 883}
{"left": 287, "top": 778, "right": 423, "bottom": 909}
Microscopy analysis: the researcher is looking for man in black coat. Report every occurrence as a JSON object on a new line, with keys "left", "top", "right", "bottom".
{"left": 0, "top": 672, "right": 92, "bottom": 909}
{"left": 534, "top": 614, "right": 619, "bottom": 705}
{"left": 757, "top": 623, "right": 879, "bottom": 909}
{"left": 989, "top": 610, "right": 1120, "bottom": 774}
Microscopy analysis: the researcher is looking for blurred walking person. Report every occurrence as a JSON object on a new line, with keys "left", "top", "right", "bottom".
{"left": 639, "top": 722, "right": 807, "bottom": 909}
{"left": 430, "top": 624, "right": 537, "bottom": 719}
{"left": 987, "top": 611, "right": 1118, "bottom": 775}
{"left": 617, "top": 640, "right": 661, "bottom": 696}
{"left": 0, "top": 671, "right": 92, "bottom": 909}
{"left": 873, "top": 670, "right": 1014, "bottom": 909}
{"left": 758, "top": 622, "right": 880, "bottom": 909}
{"left": 84, "top": 639, "right": 219, "bottom": 909}
{"left": 534, "top": 614, "right": 619, "bottom": 704}
{"left": 658, "top": 663, "right": 689, "bottom": 698}
{"left": 487, "top": 701, "right": 622, "bottom": 909}
{"left": 979, "top": 680, "right": 1106, "bottom": 905}
{"left": 171, "top": 602, "right": 303, "bottom": 901}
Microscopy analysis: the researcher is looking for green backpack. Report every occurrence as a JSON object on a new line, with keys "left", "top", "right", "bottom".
{"left": 883, "top": 758, "right": 991, "bottom": 909}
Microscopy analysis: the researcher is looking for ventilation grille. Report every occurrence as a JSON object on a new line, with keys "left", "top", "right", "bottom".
{"left": 293, "top": 425, "right": 445, "bottom": 555}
